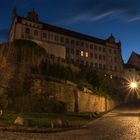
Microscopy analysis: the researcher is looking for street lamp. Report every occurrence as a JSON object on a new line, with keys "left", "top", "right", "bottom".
{"left": 130, "top": 82, "right": 137, "bottom": 89}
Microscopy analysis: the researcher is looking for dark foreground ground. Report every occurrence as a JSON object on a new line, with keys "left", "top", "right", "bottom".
{"left": 1, "top": 103, "right": 140, "bottom": 140}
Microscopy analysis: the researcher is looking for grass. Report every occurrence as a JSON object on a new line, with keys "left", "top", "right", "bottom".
{"left": 0, "top": 111, "right": 105, "bottom": 129}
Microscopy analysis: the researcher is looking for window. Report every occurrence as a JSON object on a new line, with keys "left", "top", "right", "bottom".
{"left": 115, "top": 66, "right": 117, "bottom": 71}
{"left": 71, "top": 39, "right": 74, "bottom": 45}
{"left": 66, "top": 38, "right": 69, "bottom": 43}
{"left": 90, "top": 53, "right": 93, "bottom": 58}
{"left": 81, "top": 51, "right": 84, "bottom": 57}
{"left": 95, "top": 53, "right": 97, "bottom": 59}
{"left": 94, "top": 45, "right": 97, "bottom": 50}
{"left": 86, "top": 61, "right": 89, "bottom": 66}
{"left": 99, "top": 64, "right": 102, "bottom": 69}
{"left": 71, "top": 49, "right": 74, "bottom": 54}
{"left": 76, "top": 49, "right": 79, "bottom": 55}
{"left": 50, "top": 34, "right": 53, "bottom": 40}
{"left": 99, "top": 47, "right": 101, "bottom": 52}
{"left": 76, "top": 40, "right": 79, "bottom": 46}
{"left": 85, "top": 52, "right": 89, "bottom": 57}
{"left": 76, "top": 59, "right": 79, "bottom": 64}
{"left": 81, "top": 42, "right": 84, "bottom": 47}
{"left": 25, "top": 28, "right": 30, "bottom": 34}
{"left": 103, "top": 56, "right": 106, "bottom": 61}
{"left": 114, "top": 57, "right": 117, "bottom": 63}
{"left": 114, "top": 50, "right": 116, "bottom": 54}
{"left": 99, "top": 55, "right": 102, "bottom": 60}
{"left": 80, "top": 60, "right": 84, "bottom": 65}
{"left": 103, "top": 64, "right": 106, "bottom": 69}
{"left": 95, "top": 63, "right": 98, "bottom": 68}
{"left": 66, "top": 48, "right": 69, "bottom": 53}
{"left": 70, "top": 59, "right": 74, "bottom": 63}
{"left": 34, "top": 30, "right": 38, "bottom": 36}
{"left": 43, "top": 33, "right": 47, "bottom": 38}
{"left": 60, "top": 37, "right": 64, "bottom": 43}
{"left": 54, "top": 35, "right": 58, "bottom": 41}
{"left": 86, "top": 43, "right": 89, "bottom": 49}
{"left": 103, "top": 48, "right": 106, "bottom": 52}
{"left": 48, "top": 33, "right": 50, "bottom": 39}
{"left": 90, "top": 62, "right": 93, "bottom": 67}
{"left": 90, "top": 44, "right": 93, "bottom": 49}
{"left": 109, "top": 49, "right": 112, "bottom": 53}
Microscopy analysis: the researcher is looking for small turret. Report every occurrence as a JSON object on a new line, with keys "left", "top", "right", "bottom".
{"left": 27, "top": 8, "right": 39, "bottom": 22}
{"left": 12, "top": 6, "right": 17, "bottom": 19}
{"left": 107, "top": 33, "right": 115, "bottom": 43}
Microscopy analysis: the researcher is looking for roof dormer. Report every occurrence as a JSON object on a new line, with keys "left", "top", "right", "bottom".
{"left": 27, "top": 9, "right": 39, "bottom": 22}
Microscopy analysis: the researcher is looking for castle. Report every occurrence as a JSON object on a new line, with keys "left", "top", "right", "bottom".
{"left": 9, "top": 8, "right": 124, "bottom": 78}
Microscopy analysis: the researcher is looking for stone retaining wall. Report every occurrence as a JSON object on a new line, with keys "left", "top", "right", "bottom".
{"left": 30, "top": 80, "right": 120, "bottom": 112}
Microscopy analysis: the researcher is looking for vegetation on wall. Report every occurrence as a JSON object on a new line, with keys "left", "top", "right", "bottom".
{"left": 42, "top": 63, "right": 124, "bottom": 101}
{"left": 0, "top": 40, "right": 124, "bottom": 114}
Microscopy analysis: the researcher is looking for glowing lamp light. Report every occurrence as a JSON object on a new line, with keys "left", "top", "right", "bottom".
{"left": 130, "top": 82, "right": 137, "bottom": 89}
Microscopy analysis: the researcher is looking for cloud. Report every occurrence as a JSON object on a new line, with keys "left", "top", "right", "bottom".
{"left": 61, "top": 0, "right": 140, "bottom": 24}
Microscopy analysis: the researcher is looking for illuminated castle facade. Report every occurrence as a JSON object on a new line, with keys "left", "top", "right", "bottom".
{"left": 9, "top": 8, "right": 124, "bottom": 78}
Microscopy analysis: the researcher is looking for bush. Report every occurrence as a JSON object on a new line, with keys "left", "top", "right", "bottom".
{"left": 46, "top": 100, "right": 67, "bottom": 113}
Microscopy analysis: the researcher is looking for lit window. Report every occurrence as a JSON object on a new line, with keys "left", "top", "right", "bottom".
{"left": 81, "top": 51, "right": 84, "bottom": 57}
{"left": 85, "top": 52, "right": 88, "bottom": 57}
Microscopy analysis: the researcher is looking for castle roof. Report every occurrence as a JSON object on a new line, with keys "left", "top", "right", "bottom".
{"left": 15, "top": 14, "right": 120, "bottom": 46}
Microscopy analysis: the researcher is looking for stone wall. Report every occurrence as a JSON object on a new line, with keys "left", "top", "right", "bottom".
{"left": 30, "top": 80, "right": 120, "bottom": 112}
{"left": 0, "top": 43, "right": 120, "bottom": 112}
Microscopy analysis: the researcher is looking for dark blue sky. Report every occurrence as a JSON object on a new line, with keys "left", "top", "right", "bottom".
{"left": 0, "top": 0, "right": 140, "bottom": 63}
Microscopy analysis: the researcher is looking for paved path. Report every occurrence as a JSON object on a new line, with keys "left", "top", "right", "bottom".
{"left": 1, "top": 104, "right": 140, "bottom": 140}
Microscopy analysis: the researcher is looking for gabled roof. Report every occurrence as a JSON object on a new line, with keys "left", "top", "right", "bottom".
{"left": 127, "top": 51, "right": 140, "bottom": 63}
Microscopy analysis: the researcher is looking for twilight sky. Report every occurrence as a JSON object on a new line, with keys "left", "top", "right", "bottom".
{"left": 0, "top": 0, "right": 140, "bottom": 63}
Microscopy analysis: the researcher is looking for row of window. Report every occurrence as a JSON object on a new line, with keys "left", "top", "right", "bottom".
{"left": 66, "top": 49, "right": 118, "bottom": 62}
{"left": 25, "top": 27, "right": 117, "bottom": 54}
{"left": 68, "top": 59, "right": 118, "bottom": 71}
{"left": 23, "top": 21, "right": 41, "bottom": 29}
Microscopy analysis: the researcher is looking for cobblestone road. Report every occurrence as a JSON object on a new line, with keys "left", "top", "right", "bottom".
{"left": 1, "top": 104, "right": 140, "bottom": 140}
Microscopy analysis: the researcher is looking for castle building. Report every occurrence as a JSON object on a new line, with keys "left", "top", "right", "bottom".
{"left": 9, "top": 8, "right": 124, "bottom": 78}
{"left": 124, "top": 52, "right": 140, "bottom": 81}
{"left": 127, "top": 52, "right": 140, "bottom": 69}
